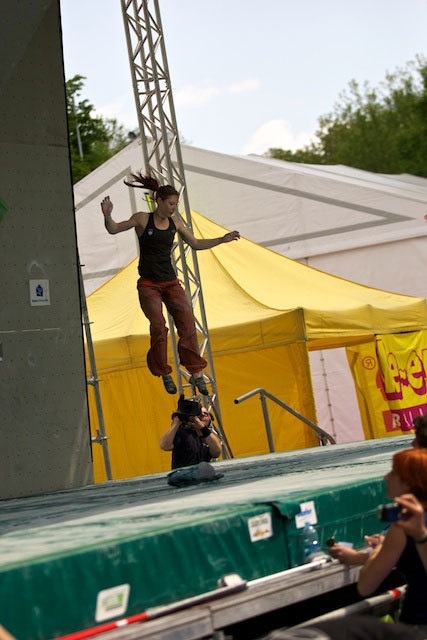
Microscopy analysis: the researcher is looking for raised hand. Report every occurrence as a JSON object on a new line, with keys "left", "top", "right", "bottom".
{"left": 101, "top": 196, "right": 113, "bottom": 218}
{"left": 395, "top": 493, "right": 427, "bottom": 541}
{"left": 222, "top": 230, "right": 240, "bottom": 243}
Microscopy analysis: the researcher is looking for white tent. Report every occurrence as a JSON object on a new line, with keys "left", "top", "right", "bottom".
{"left": 74, "top": 139, "right": 427, "bottom": 443}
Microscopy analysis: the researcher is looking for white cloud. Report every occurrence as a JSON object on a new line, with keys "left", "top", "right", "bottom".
{"left": 174, "top": 84, "right": 221, "bottom": 107}
{"left": 173, "top": 77, "right": 259, "bottom": 107}
{"left": 94, "top": 101, "right": 124, "bottom": 120}
{"left": 228, "top": 77, "right": 260, "bottom": 94}
{"left": 241, "top": 118, "right": 316, "bottom": 155}
{"left": 94, "top": 101, "right": 138, "bottom": 131}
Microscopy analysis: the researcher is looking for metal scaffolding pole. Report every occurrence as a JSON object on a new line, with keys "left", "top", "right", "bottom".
{"left": 120, "top": 0, "right": 232, "bottom": 458}
{"left": 78, "top": 254, "right": 113, "bottom": 480}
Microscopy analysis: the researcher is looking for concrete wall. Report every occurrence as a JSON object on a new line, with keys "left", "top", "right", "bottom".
{"left": 0, "top": 0, "right": 93, "bottom": 498}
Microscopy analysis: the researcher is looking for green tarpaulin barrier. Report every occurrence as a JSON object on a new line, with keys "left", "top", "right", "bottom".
{"left": 0, "top": 436, "right": 411, "bottom": 639}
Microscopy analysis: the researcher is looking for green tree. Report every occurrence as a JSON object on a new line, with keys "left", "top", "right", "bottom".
{"left": 267, "top": 56, "right": 427, "bottom": 177}
{"left": 267, "top": 145, "right": 323, "bottom": 164}
{"left": 66, "top": 75, "right": 131, "bottom": 183}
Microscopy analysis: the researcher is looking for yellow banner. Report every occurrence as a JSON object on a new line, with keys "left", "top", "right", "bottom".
{"left": 347, "top": 331, "right": 427, "bottom": 439}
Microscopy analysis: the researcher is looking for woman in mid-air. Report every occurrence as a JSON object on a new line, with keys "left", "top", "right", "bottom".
{"left": 101, "top": 173, "right": 240, "bottom": 395}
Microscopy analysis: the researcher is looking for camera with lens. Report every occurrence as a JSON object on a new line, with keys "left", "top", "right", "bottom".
{"left": 377, "top": 502, "right": 402, "bottom": 522}
{"left": 172, "top": 394, "right": 202, "bottom": 421}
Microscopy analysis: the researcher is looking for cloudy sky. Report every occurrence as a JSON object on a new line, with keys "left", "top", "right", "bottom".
{"left": 60, "top": 0, "right": 427, "bottom": 156}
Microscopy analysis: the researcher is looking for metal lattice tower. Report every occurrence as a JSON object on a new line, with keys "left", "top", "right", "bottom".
{"left": 121, "top": 0, "right": 232, "bottom": 457}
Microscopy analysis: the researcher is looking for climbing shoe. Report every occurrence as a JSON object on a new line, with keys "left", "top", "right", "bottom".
{"left": 162, "top": 375, "right": 177, "bottom": 394}
{"left": 189, "top": 374, "right": 209, "bottom": 396}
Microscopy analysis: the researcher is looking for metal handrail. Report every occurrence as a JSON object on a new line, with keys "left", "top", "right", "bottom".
{"left": 294, "top": 585, "right": 405, "bottom": 628}
{"left": 234, "top": 388, "right": 336, "bottom": 450}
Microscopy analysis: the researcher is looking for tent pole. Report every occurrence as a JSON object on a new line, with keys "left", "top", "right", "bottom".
{"left": 319, "top": 350, "right": 337, "bottom": 440}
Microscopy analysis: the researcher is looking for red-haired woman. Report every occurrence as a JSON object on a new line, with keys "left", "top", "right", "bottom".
{"left": 101, "top": 174, "right": 239, "bottom": 395}
{"left": 358, "top": 448, "right": 427, "bottom": 628}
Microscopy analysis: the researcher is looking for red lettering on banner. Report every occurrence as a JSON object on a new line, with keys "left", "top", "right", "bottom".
{"left": 383, "top": 404, "right": 427, "bottom": 432}
{"left": 376, "top": 339, "right": 427, "bottom": 402}
{"left": 376, "top": 369, "right": 386, "bottom": 401}
{"left": 407, "top": 350, "right": 426, "bottom": 395}
{"left": 383, "top": 410, "right": 402, "bottom": 431}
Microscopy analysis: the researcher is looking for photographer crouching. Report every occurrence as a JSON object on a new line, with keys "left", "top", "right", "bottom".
{"left": 159, "top": 394, "right": 222, "bottom": 469}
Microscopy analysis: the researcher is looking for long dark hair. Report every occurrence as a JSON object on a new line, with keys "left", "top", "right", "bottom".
{"left": 413, "top": 414, "right": 427, "bottom": 448}
{"left": 123, "top": 172, "right": 179, "bottom": 200}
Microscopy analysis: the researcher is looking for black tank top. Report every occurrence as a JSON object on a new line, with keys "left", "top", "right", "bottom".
{"left": 397, "top": 535, "right": 427, "bottom": 624}
{"left": 138, "top": 213, "right": 177, "bottom": 281}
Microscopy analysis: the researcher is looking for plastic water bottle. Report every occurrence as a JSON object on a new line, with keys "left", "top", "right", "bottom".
{"left": 302, "top": 522, "right": 320, "bottom": 563}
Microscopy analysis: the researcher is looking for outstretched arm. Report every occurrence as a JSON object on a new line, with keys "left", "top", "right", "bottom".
{"left": 357, "top": 524, "right": 406, "bottom": 596}
{"left": 101, "top": 196, "right": 138, "bottom": 234}
{"left": 328, "top": 544, "right": 372, "bottom": 566}
{"left": 174, "top": 216, "right": 240, "bottom": 250}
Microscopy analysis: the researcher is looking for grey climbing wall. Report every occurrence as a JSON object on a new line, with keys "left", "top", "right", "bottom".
{"left": 0, "top": 0, "right": 93, "bottom": 498}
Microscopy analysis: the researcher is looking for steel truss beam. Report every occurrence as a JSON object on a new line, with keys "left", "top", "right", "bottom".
{"left": 120, "top": 0, "right": 232, "bottom": 457}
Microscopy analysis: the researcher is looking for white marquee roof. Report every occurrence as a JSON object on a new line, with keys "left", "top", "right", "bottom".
{"left": 74, "top": 138, "right": 427, "bottom": 295}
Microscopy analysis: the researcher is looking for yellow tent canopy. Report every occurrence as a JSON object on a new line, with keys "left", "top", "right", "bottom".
{"left": 86, "top": 211, "right": 427, "bottom": 481}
